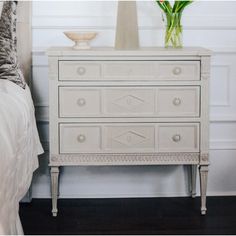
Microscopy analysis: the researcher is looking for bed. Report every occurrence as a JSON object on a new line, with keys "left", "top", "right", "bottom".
{"left": 0, "top": 2, "right": 43, "bottom": 235}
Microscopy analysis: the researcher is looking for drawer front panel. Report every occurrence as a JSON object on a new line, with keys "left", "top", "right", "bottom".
{"left": 103, "top": 62, "right": 154, "bottom": 79}
{"left": 157, "top": 61, "right": 200, "bottom": 81}
{"left": 59, "top": 61, "right": 101, "bottom": 80}
{"left": 59, "top": 86, "right": 199, "bottom": 118}
{"left": 157, "top": 124, "right": 199, "bottom": 152}
{"left": 59, "top": 123, "right": 199, "bottom": 154}
{"left": 59, "top": 87, "right": 101, "bottom": 117}
{"left": 156, "top": 87, "right": 200, "bottom": 117}
{"left": 60, "top": 124, "right": 101, "bottom": 153}
{"left": 58, "top": 61, "right": 200, "bottom": 81}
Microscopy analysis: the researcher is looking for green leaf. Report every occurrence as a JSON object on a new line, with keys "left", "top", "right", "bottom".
{"left": 155, "top": 0, "right": 172, "bottom": 14}
{"left": 155, "top": 1, "right": 167, "bottom": 12}
{"left": 164, "top": 1, "right": 173, "bottom": 14}
{"left": 176, "top": 1, "right": 193, "bottom": 13}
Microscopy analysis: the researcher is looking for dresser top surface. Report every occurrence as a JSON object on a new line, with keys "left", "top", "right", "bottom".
{"left": 47, "top": 47, "right": 211, "bottom": 57}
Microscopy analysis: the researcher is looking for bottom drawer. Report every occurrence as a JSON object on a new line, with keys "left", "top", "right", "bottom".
{"left": 59, "top": 123, "right": 199, "bottom": 154}
{"left": 157, "top": 124, "right": 199, "bottom": 152}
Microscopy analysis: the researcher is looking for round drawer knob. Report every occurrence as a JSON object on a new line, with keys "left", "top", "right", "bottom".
{"left": 77, "top": 134, "right": 86, "bottom": 143}
{"left": 172, "top": 134, "right": 181, "bottom": 142}
{"left": 77, "top": 98, "right": 86, "bottom": 106}
{"left": 172, "top": 67, "right": 182, "bottom": 75}
{"left": 77, "top": 67, "right": 86, "bottom": 75}
{"left": 173, "top": 97, "right": 182, "bottom": 106}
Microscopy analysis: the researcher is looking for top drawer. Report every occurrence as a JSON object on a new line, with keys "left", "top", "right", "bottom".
{"left": 58, "top": 61, "right": 200, "bottom": 81}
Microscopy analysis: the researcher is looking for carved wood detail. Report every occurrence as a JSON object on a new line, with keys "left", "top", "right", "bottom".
{"left": 200, "top": 153, "right": 210, "bottom": 164}
{"left": 50, "top": 152, "right": 200, "bottom": 166}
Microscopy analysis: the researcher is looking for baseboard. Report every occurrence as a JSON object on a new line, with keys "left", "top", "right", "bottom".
{"left": 32, "top": 191, "right": 236, "bottom": 199}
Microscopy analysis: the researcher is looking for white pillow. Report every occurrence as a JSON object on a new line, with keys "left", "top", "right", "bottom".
{"left": 0, "top": 2, "right": 3, "bottom": 18}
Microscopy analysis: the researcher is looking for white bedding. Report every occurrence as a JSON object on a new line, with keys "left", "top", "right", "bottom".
{"left": 0, "top": 80, "right": 43, "bottom": 235}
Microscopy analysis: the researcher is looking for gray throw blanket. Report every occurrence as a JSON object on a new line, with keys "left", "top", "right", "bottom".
{"left": 0, "top": 1, "right": 26, "bottom": 89}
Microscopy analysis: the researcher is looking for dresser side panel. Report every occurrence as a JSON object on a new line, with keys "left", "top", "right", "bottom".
{"left": 49, "top": 57, "right": 60, "bottom": 158}
{"left": 200, "top": 56, "right": 211, "bottom": 164}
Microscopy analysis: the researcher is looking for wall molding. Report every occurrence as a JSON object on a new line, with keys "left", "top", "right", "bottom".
{"left": 210, "top": 140, "right": 236, "bottom": 150}
{"left": 210, "top": 64, "right": 231, "bottom": 107}
{"left": 32, "top": 25, "right": 236, "bottom": 31}
{"left": 32, "top": 64, "right": 48, "bottom": 68}
{"left": 210, "top": 115, "right": 236, "bottom": 123}
{"left": 212, "top": 48, "right": 236, "bottom": 54}
{"left": 32, "top": 14, "right": 236, "bottom": 31}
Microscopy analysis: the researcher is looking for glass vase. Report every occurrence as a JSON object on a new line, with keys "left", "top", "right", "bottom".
{"left": 164, "top": 13, "right": 183, "bottom": 48}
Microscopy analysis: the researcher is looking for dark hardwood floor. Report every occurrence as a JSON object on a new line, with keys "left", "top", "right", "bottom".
{"left": 20, "top": 196, "right": 236, "bottom": 235}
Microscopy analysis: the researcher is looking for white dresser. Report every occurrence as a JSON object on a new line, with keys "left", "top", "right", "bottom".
{"left": 47, "top": 47, "right": 211, "bottom": 217}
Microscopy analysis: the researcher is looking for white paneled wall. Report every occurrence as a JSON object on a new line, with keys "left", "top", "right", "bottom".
{"left": 32, "top": 1, "right": 236, "bottom": 198}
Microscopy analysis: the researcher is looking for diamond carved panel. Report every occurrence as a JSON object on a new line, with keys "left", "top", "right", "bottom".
{"left": 113, "top": 94, "right": 145, "bottom": 111}
{"left": 113, "top": 130, "right": 147, "bottom": 147}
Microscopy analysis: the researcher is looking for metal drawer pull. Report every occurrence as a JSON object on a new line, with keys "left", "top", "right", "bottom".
{"left": 77, "top": 67, "right": 86, "bottom": 75}
{"left": 77, "top": 134, "right": 86, "bottom": 143}
{"left": 77, "top": 98, "right": 86, "bottom": 106}
{"left": 173, "top": 97, "right": 182, "bottom": 106}
{"left": 172, "top": 134, "right": 181, "bottom": 142}
{"left": 172, "top": 67, "right": 182, "bottom": 75}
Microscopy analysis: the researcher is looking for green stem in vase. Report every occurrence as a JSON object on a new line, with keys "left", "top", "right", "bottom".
{"left": 165, "top": 12, "right": 182, "bottom": 48}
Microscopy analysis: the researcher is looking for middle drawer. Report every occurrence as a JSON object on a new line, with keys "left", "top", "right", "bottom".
{"left": 59, "top": 86, "right": 200, "bottom": 118}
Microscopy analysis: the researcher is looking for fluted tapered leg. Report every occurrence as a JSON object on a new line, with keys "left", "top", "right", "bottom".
{"left": 199, "top": 165, "right": 209, "bottom": 215}
{"left": 190, "top": 165, "right": 197, "bottom": 198}
{"left": 51, "top": 166, "right": 59, "bottom": 217}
